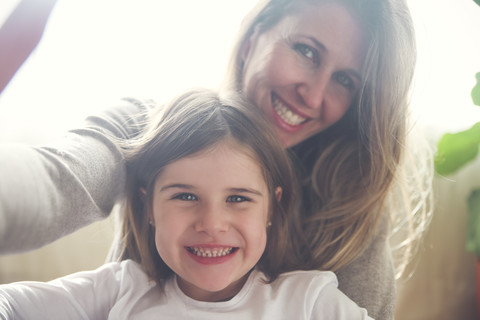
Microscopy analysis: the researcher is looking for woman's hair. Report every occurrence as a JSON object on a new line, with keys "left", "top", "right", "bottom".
{"left": 223, "top": 0, "right": 433, "bottom": 277}
{"left": 119, "top": 89, "right": 303, "bottom": 284}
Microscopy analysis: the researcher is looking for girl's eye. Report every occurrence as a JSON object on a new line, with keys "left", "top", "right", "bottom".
{"left": 294, "top": 43, "right": 318, "bottom": 63}
{"left": 334, "top": 72, "right": 354, "bottom": 90}
{"left": 226, "top": 195, "right": 250, "bottom": 203}
{"left": 173, "top": 193, "right": 197, "bottom": 201}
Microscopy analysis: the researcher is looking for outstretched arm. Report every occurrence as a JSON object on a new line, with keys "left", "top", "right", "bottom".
{"left": 0, "top": 98, "right": 149, "bottom": 254}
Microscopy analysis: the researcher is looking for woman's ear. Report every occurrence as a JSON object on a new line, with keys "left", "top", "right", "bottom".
{"left": 275, "top": 186, "right": 283, "bottom": 202}
{"left": 241, "top": 37, "right": 252, "bottom": 62}
{"left": 241, "top": 27, "right": 259, "bottom": 63}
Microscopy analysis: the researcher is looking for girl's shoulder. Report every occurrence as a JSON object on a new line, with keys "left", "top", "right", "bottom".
{"left": 267, "top": 270, "right": 372, "bottom": 319}
{"left": 253, "top": 269, "right": 339, "bottom": 304}
{"left": 275, "top": 269, "right": 338, "bottom": 288}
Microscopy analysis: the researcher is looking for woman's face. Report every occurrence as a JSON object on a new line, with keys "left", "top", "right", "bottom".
{"left": 241, "top": 2, "right": 366, "bottom": 147}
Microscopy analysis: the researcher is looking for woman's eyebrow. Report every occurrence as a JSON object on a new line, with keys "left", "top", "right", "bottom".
{"left": 307, "top": 36, "right": 327, "bottom": 53}
{"left": 347, "top": 69, "right": 362, "bottom": 82}
{"left": 306, "top": 35, "right": 362, "bottom": 81}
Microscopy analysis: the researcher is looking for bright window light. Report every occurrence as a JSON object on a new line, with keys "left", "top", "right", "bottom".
{"left": 0, "top": 0, "right": 479, "bottom": 144}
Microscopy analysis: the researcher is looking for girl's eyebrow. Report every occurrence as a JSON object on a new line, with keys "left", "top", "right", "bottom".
{"left": 228, "top": 188, "right": 264, "bottom": 197}
{"left": 159, "top": 183, "right": 194, "bottom": 191}
{"left": 159, "top": 184, "right": 263, "bottom": 196}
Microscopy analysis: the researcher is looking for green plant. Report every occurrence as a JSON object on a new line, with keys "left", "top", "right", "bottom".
{"left": 434, "top": 1, "right": 480, "bottom": 255}
{"left": 434, "top": 70, "right": 480, "bottom": 255}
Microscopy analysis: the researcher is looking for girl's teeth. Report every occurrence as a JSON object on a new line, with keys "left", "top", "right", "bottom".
{"left": 272, "top": 96, "right": 307, "bottom": 126}
{"left": 189, "top": 247, "right": 234, "bottom": 258}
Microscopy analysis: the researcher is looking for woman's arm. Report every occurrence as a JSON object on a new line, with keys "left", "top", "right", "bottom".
{"left": 336, "top": 213, "right": 395, "bottom": 320}
{"left": 0, "top": 98, "right": 149, "bottom": 254}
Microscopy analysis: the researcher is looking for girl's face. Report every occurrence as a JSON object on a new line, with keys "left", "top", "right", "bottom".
{"left": 150, "top": 142, "right": 273, "bottom": 302}
{"left": 241, "top": 2, "right": 366, "bottom": 147}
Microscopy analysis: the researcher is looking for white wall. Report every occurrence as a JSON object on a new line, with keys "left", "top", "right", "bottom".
{"left": 408, "top": 0, "right": 480, "bottom": 135}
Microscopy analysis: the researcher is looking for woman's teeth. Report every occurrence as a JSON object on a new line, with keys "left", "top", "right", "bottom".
{"left": 188, "top": 247, "right": 234, "bottom": 258}
{"left": 272, "top": 96, "right": 307, "bottom": 126}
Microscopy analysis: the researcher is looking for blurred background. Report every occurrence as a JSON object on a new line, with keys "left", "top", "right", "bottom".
{"left": 0, "top": 0, "right": 479, "bottom": 319}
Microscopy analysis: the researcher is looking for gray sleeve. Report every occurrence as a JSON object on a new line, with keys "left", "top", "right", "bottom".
{"left": 336, "top": 213, "right": 395, "bottom": 320}
{"left": 0, "top": 98, "right": 149, "bottom": 254}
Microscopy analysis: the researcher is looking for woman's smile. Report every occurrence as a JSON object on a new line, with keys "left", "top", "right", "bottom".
{"left": 271, "top": 93, "right": 309, "bottom": 130}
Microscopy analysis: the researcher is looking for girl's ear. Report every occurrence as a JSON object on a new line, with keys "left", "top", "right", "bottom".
{"left": 140, "top": 187, "right": 147, "bottom": 199}
{"left": 267, "top": 187, "right": 283, "bottom": 226}
{"left": 140, "top": 187, "right": 155, "bottom": 225}
{"left": 275, "top": 186, "right": 283, "bottom": 202}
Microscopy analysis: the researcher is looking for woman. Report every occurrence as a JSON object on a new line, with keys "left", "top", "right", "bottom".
{"left": 0, "top": 0, "right": 432, "bottom": 319}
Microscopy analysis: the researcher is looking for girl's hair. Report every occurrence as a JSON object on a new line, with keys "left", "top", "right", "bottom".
{"left": 222, "top": 0, "right": 433, "bottom": 277}
{"left": 119, "top": 89, "right": 303, "bottom": 284}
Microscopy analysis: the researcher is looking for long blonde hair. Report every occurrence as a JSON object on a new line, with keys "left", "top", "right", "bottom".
{"left": 223, "top": 0, "right": 433, "bottom": 276}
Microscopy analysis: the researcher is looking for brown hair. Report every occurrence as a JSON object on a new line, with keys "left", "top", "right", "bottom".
{"left": 119, "top": 89, "right": 304, "bottom": 284}
{"left": 222, "top": 0, "right": 433, "bottom": 275}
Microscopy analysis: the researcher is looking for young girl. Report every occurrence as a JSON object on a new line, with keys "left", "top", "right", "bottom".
{"left": 0, "top": 89, "right": 373, "bottom": 319}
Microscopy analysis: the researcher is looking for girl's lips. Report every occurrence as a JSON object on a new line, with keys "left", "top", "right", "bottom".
{"left": 186, "top": 246, "right": 235, "bottom": 258}
{"left": 185, "top": 246, "right": 239, "bottom": 265}
{"left": 271, "top": 93, "right": 309, "bottom": 132}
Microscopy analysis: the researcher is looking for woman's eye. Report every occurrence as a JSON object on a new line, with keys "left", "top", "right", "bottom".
{"left": 294, "top": 43, "right": 318, "bottom": 63}
{"left": 226, "top": 195, "right": 249, "bottom": 203}
{"left": 173, "top": 193, "right": 197, "bottom": 201}
{"left": 334, "top": 72, "right": 354, "bottom": 90}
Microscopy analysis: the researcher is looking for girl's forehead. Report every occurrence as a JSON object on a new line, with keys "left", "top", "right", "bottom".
{"left": 198, "top": 139, "right": 262, "bottom": 165}
{"left": 154, "top": 140, "right": 270, "bottom": 192}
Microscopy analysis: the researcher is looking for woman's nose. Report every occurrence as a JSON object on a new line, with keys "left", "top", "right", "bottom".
{"left": 194, "top": 204, "right": 229, "bottom": 234}
{"left": 296, "top": 73, "right": 329, "bottom": 110}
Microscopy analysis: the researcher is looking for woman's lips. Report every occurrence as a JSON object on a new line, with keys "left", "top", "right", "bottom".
{"left": 271, "top": 93, "right": 309, "bottom": 127}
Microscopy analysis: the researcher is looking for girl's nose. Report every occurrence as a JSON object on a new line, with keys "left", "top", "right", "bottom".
{"left": 194, "top": 204, "right": 229, "bottom": 235}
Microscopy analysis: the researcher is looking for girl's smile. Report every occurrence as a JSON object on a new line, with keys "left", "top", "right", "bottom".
{"left": 185, "top": 245, "right": 238, "bottom": 265}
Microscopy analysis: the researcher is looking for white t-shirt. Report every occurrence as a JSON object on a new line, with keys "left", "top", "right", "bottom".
{"left": 0, "top": 260, "right": 373, "bottom": 320}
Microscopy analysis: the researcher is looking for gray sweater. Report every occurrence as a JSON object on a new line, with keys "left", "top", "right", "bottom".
{"left": 0, "top": 98, "right": 394, "bottom": 320}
